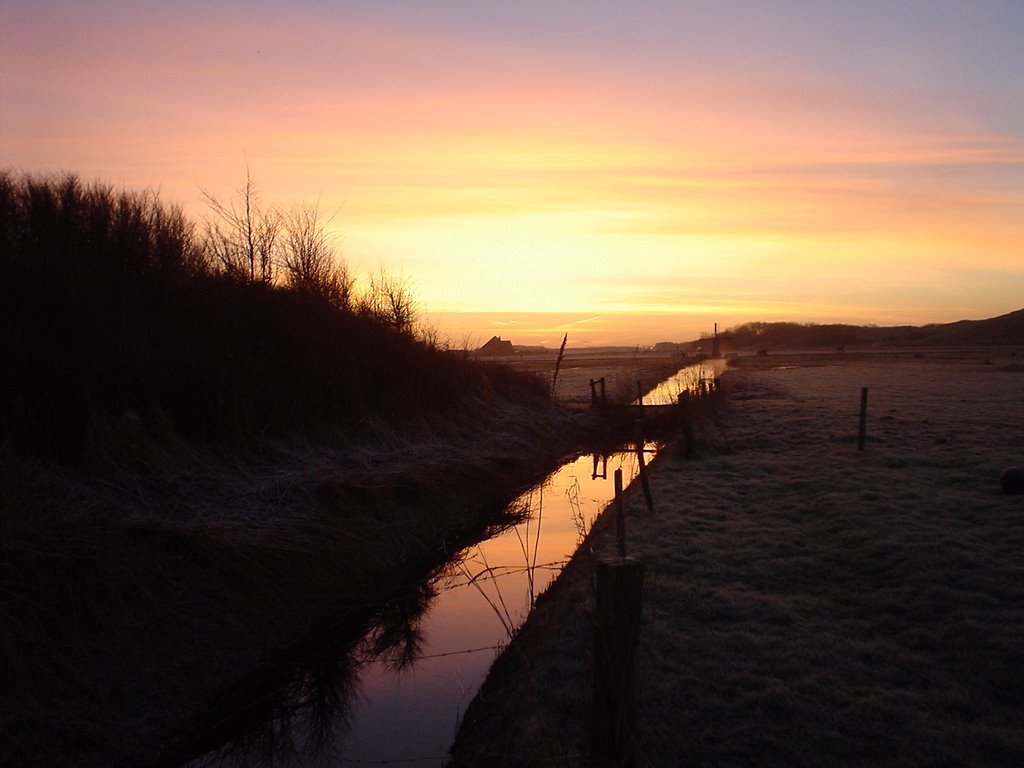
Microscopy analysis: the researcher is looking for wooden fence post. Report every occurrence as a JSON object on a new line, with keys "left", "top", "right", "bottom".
{"left": 634, "top": 420, "right": 654, "bottom": 513}
{"left": 592, "top": 556, "right": 645, "bottom": 768}
{"left": 679, "top": 392, "right": 695, "bottom": 458}
{"left": 857, "top": 386, "right": 869, "bottom": 451}
{"left": 614, "top": 468, "right": 626, "bottom": 557}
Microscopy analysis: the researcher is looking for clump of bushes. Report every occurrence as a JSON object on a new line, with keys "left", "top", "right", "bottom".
{"left": 0, "top": 171, "right": 546, "bottom": 464}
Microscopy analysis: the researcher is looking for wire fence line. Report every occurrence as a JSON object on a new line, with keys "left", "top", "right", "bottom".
{"left": 439, "top": 558, "right": 570, "bottom": 591}
{"left": 415, "top": 643, "right": 505, "bottom": 660}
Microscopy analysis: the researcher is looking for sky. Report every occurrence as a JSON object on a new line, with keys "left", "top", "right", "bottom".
{"left": 3, "top": 0, "right": 1023, "bottom": 347}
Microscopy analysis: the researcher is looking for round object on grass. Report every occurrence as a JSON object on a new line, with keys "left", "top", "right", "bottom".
{"left": 1000, "top": 466, "right": 1024, "bottom": 495}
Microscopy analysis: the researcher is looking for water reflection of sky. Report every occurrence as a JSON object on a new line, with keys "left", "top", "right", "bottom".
{"left": 336, "top": 446, "right": 654, "bottom": 766}
{"left": 640, "top": 357, "right": 727, "bottom": 405}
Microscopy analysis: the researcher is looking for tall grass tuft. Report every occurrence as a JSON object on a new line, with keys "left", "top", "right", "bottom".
{"left": 551, "top": 333, "right": 568, "bottom": 392}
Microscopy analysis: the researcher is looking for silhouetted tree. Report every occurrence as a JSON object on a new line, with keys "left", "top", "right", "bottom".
{"left": 201, "top": 169, "right": 280, "bottom": 284}
{"left": 362, "top": 267, "right": 418, "bottom": 335}
{"left": 281, "top": 202, "right": 354, "bottom": 309}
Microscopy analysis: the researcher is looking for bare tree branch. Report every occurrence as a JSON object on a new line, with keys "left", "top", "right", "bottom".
{"left": 281, "top": 202, "right": 354, "bottom": 309}
{"left": 200, "top": 168, "right": 280, "bottom": 284}
{"left": 362, "top": 267, "right": 418, "bottom": 334}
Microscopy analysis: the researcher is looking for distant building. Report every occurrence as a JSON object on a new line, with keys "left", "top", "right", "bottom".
{"left": 478, "top": 335, "right": 515, "bottom": 356}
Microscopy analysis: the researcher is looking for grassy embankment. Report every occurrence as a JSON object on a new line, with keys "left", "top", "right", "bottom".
{"left": 451, "top": 352, "right": 1024, "bottom": 766}
{"left": 0, "top": 172, "right": 607, "bottom": 767}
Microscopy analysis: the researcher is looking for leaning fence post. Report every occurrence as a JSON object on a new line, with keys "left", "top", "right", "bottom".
{"left": 592, "top": 555, "right": 645, "bottom": 768}
{"left": 633, "top": 420, "right": 654, "bottom": 513}
{"left": 857, "top": 386, "right": 869, "bottom": 451}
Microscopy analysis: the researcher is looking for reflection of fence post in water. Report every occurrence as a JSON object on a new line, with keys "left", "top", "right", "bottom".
{"left": 592, "top": 555, "right": 644, "bottom": 768}
{"left": 633, "top": 420, "right": 654, "bottom": 513}
{"left": 592, "top": 453, "right": 608, "bottom": 480}
{"left": 858, "top": 386, "right": 869, "bottom": 451}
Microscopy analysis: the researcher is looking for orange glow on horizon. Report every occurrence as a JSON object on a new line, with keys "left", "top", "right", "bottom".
{"left": 4, "top": 2, "right": 1023, "bottom": 346}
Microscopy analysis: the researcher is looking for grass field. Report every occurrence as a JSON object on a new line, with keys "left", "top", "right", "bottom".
{"left": 451, "top": 350, "right": 1024, "bottom": 766}
{"left": 485, "top": 348, "right": 689, "bottom": 410}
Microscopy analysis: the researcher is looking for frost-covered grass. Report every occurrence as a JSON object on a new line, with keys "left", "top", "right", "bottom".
{"left": 451, "top": 353, "right": 1024, "bottom": 767}
{"left": 0, "top": 391, "right": 581, "bottom": 768}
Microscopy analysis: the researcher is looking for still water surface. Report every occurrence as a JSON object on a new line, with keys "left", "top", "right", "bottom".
{"left": 639, "top": 357, "right": 726, "bottom": 405}
{"left": 193, "top": 362, "right": 718, "bottom": 766}
{"left": 332, "top": 359, "right": 726, "bottom": 765}
{"left": 334, "top": 445, "right": 655, "bottom": 765}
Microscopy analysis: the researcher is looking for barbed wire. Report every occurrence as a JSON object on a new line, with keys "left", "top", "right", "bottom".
{"left": 415, "top": 643, "right": 504, "bottom": 660}
{"left": 439, "top": 559, "right": 569, "bottom": 590}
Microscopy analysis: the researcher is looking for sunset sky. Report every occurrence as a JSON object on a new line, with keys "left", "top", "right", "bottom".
{"left": 3, "top": 0, "right": 1023, "bottom": 346}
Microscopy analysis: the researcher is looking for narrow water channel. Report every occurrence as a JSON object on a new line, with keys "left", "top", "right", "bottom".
{"left": 639, "top": 357, "right": 726, "bottom": 405}
{"left": 187, "top": 361, "right": 722, "bottom": 767}
{"left": 328, "top": 358, "right": 726, "bottom": 765}
{"left": 334, "top": 444, "right": 656, "bottom": 766}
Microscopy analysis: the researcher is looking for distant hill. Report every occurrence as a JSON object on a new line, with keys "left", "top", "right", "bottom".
{"left": 719, "top": 309, "right": 1024, "bottom": 351}
{"left": 917, "top": 308, "right": 1024, "bottom": 346}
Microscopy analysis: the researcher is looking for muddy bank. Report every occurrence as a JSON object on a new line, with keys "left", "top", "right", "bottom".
{"left": 450, "top": 354, "right": 1024, "bottom": 766}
